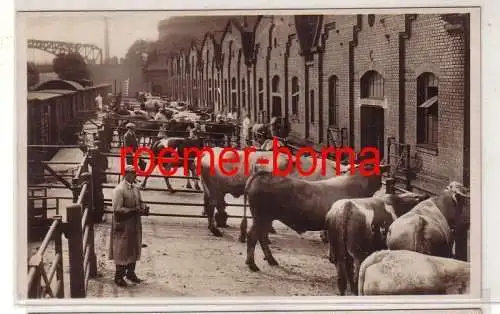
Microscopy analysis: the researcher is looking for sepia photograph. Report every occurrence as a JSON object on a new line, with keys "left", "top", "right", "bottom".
{"left": 16, "top": 8, "right": 480, "bottom": 303}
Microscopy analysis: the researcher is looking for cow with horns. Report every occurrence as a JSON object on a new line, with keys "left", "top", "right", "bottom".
{"left": 386, "top": 181, "right": 470, "bottom": 258}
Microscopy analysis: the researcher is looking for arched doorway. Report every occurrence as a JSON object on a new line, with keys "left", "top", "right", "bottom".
{"left": 360, "top": 105, "right": 384, "bottom": 159}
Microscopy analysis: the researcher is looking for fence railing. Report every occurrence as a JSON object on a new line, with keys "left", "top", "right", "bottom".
{"left": 27, "top": 144, "right": 100, "bottom": 298}
{"left": 27, "top": 216, "right": 65, "bottom": 298}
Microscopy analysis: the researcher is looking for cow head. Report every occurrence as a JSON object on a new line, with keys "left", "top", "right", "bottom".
{"left": 446, "top": 181, "right": 470, "bottom": 201}
{"left": 444, "top": 181, "right": 470, "bottom": 229}
{"left": 386, "top": 191, "right": 430, "bottom": 218}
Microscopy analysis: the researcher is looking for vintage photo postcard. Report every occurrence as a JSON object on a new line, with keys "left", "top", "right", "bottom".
{"left": 16, "top": 7, "right": 481, "bottom": 308}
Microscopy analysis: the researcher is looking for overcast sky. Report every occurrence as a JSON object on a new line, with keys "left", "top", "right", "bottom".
{"left": 22, "top": 11, "right": 172, "bottom": 63}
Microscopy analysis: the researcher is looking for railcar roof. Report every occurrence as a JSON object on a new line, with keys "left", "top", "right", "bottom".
{"left": 27, "top": 91, "right": 63, "bottom": 101}
{"left": 35, "top": 89, "right": 77, "bottom": 95}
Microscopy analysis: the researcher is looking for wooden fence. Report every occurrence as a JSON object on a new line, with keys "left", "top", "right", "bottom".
{"left": 27, "top": 143, "right": 101, "bottom": 298}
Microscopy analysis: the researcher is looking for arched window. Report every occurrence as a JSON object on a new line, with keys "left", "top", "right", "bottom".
{"left": 328, "top": 76, "right": 339, "bottom": 126}
{"left": 417, "top": 72, "right": 439, "bottom": 149}
{"left": 271, "top": 76, "right": 282, "bottom": 117}
{"left": 224, "top": 79, "right": 228, "bottom": 107}
{"left": 241, "top": 78, "right": 246, "bottom": 109}
{"left": 291, "top": 77, "right": 299, "bottom": 115}
{"left": 360, "top": 70, "right": 384, "bottom": 99}
{"left": 231, "top": 77, "right": 237, "bottom": 112}
{"left": 310, "top": 90, "right": 315, "bottom": 123}
{"left": 272, "top": 75, "right": 280, "bottom": 93}
{"left": 208, "top": 78, "right": 213, "bottom": 106}
{"left": 258, "top": 78, "right": 264, "bottom": 111}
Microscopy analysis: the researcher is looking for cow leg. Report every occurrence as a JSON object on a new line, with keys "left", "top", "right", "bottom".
{"left": 207, "top": 198, "right": 223, "bottom": 237}
{"left": 245, "top": 223, "right": 260, "bottom": 272}
{"left": 201, "top": 193, "right": 209, "bottom": 216}
{"left": 260, "top": 221, "right": 278, "bottom": 266}
{"left": 185, "top": 164, "right": 193, "bottom": 189}
{"left": 162, "top": 163, "right": 175, "bottom": 193}
{"left": 189, "top": 164, "right": 201, "bottom": 191}
{"left": 215, "top": 204, "right": 229, "bottom": 228}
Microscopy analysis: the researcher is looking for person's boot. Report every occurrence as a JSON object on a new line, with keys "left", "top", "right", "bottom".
{"left": 126, "top": 262, "right": 142, "bottom": 283}
{"left": 114, "top": 265, "right": 127, "bottom": 287}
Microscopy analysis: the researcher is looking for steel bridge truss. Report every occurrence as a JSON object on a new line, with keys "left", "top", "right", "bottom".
{"left": 28, "top": 39, "right": 103, "bottom": 64}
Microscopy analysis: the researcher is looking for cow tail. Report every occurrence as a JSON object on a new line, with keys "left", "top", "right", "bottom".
{"left": 240, "top": 170, "right": 269, "bottom": 242}
{"left": 337, "top": 201, "right": 353, "bottom": 263}
{"left": 414, "top": 216, "right": 427, "bottom": 253}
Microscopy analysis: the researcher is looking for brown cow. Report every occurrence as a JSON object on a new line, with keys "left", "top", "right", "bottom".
{"left": 325, "top": 191, "right": 429, "bottom": 295}
{"left": 357, "top": 250, "right": 470, "bottom": 295}
{"left": 386, "top": 181, "right": 470, "bottom": 258}
{"left": 243, "top": 164, "right": 388, "bottom": 272}
{"left": 197, "top": 147, "right": 347, "bottom": 239}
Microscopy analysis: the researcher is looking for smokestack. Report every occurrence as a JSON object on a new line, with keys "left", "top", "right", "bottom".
{"left": 104, "top": 17, "right": 110, "bottom": 63}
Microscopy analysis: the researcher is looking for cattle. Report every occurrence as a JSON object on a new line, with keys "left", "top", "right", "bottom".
{"left": 197, "top": 147, "right": 347, "bottom": 240}
{"left": 139, "top": 137, "right": 205, "bottom": 192}
{"left": 243, "top": 164, "right": 389, "bottom": 272}
{"left": 357, "top": 250, "right": 470, "bottom": 295}
{"left": 251, "top": 123, "right": 271, "bottom": 146}
{"left": 386, "top": 181, "right": 470, "bottom": 258}
{"left": 325, "top": 191, "right": 429, "bottom": 295}
{"left": 204, "top": 122, "right": 237, "bottom": 147}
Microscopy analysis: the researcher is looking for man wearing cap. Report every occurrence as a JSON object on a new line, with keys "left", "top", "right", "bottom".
{"left": 108, "top": 165, "right": 149, "bottom": 287}
{"left": 123, "top": 122, "right": 147, "bottom": 172}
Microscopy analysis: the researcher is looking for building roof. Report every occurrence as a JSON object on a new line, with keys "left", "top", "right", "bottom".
{"left": 156, "top": 15, "right": 258, "bottom": 56}
{"left": 33, "top": 79, "right": 85, "bottom": 91}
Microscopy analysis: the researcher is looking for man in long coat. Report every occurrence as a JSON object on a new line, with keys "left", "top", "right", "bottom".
{"left": 108, "top": 165, "right": 149, "bottom": 287}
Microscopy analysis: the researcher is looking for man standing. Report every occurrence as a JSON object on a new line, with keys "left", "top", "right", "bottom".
{"left": 242, "top": 114, "right": 252, "bottom": 147}
{"left": 95, "top": 93, "right": 103, "bottom": 111}
{"left": 189, "top": 121, "right": 202, "bottom": 139}
{"left": 123, "top": 123, "right": 138, "bottom": 166}
{"left": 123, "top": 123, "right": 146, "bottom": 169}
{"left": 109, "top": 165, "right": 149, "bottom": 287}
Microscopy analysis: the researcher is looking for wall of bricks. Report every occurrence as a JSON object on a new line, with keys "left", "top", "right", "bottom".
{"left": 405, "top": 14, "right": 466, "bottom": 186}
{"left": 320, "top": 15, "right": 357, "bottom": 146}
{"left": 144, "top": 13, "right": 469, "bottom": 191}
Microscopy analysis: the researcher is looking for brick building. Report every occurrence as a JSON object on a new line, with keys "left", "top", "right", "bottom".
{"left": 144, "top": 13, "right": 470, "bottom": 193}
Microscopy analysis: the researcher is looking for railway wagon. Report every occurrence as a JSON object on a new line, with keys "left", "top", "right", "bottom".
{"left": 27, "top": 80, "right": 111, "bottom": 182}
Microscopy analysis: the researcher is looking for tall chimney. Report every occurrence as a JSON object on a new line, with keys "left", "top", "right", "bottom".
{"left": 104, "top": 17, "right": 110, "bottom": 63}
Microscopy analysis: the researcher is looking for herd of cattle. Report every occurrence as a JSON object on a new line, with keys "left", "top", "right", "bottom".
{"left": 103, "top": 100, "right": 471, "bottom": 296}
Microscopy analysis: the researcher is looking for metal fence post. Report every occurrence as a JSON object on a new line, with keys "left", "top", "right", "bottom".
{"left": 66, "top": 204, "right": 86, "bottom": 298}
